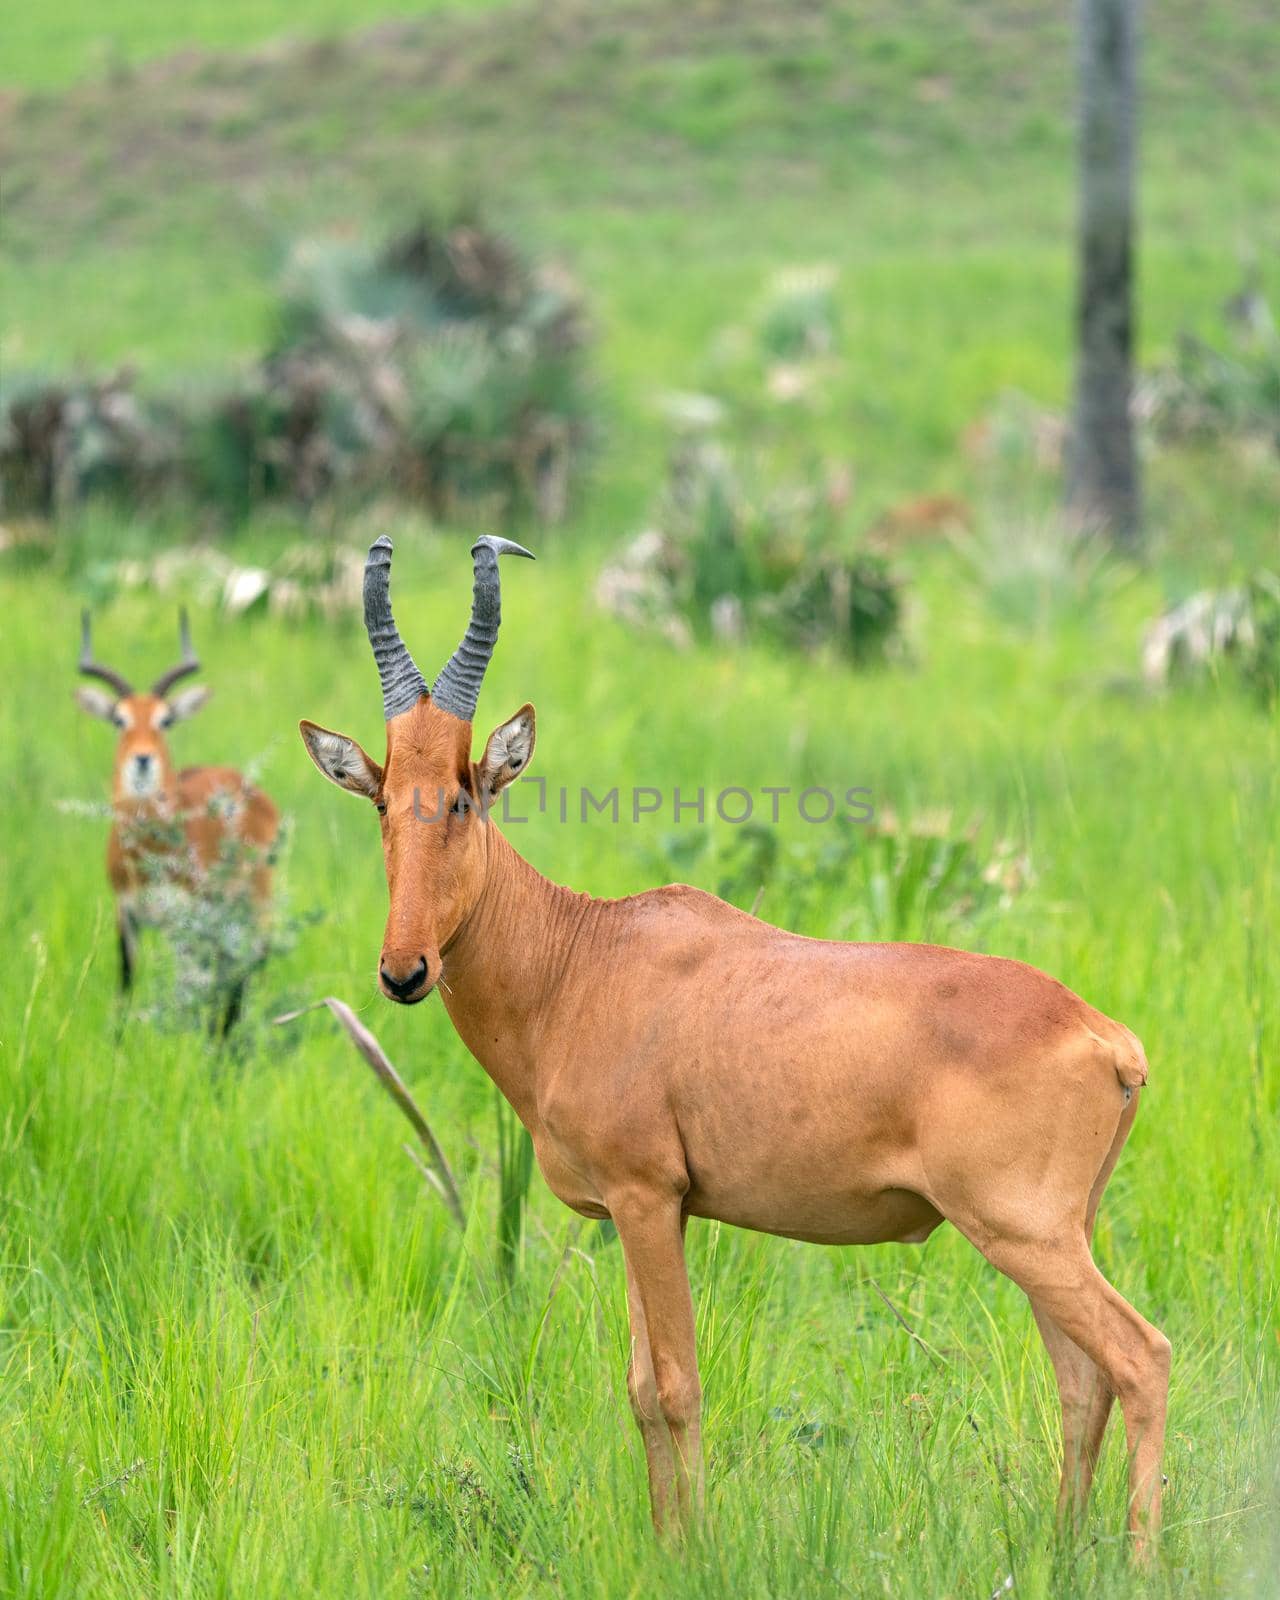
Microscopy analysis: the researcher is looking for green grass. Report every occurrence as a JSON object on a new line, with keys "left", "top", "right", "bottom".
{"left": 2, "top": 0, "right": 510, "bottom": 90}
{"left": 2, "top": 0, "right": 1280, "bottom": 1595}
{"left": 2, "top": 531, "right": 1278, "bottom": 1597}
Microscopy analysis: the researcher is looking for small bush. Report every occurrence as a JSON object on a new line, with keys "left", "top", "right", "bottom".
{"left": 1141, "top": 285, "right": 1280, "bottom": 453}
{"left": 0, "top": 368, "right": 183, "bottom": 515}
{"left": 0, "top": 218, "right": 593, "bottom": 526}
{"left": 949, "top": 514, "right": 1128, "bottom": 633}
{"left": 1244, "top": 572, "right": 1280, "bottom": 705}
{"left": 650, "top": 811, "right": 1029, "bottom": 944}
{"left": 962, "top": 389, "right": 1066, "bottom": 479}
{"left": 757, "top": 265, "right": 840, "bottom": 363}
{"left": 111, "top": 540, "right": 366, "bottom": 622}
{"left": 207, "top": 222, "right": 593, "bottom": 522}
{"left": 599, "top": 441, "right": 904, "bottom": 662}
{"left": 65, "top": 794, "right": 306, "bottom": 1043}
{"left": 1143, "top": 570, "right": 1280, "bottom": 706}
{"left": 133, "top": 811, "right": 309, "bottom": 1042}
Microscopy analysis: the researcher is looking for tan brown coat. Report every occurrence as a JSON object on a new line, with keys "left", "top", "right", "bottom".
{"left": 302, "top": 693, "right": 1169, "bottom": 1558}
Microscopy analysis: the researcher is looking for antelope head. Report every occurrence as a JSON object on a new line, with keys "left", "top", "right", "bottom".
{"left": 300, "top": 536, "right": 535, "bottom": 1004}
{"left": 75, "top": 610, "right": 210, "bottom": 804}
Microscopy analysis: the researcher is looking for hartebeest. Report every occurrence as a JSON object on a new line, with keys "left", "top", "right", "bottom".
{"left": 76, "top": 610, "right": 279, "bottom": 1031}
{"left": 300, "top": 537, "right": 1169, "bottom": 1555}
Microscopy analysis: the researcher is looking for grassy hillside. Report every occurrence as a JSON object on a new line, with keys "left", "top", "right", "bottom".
{"left": 1, "top": 0, "right": 509, "bottom": 91}
{"left": 3, "top": 0, "right": 1278, "bottom": 527}
{"left": 2, "top": 2, "right": 1279, "bottom": 1597}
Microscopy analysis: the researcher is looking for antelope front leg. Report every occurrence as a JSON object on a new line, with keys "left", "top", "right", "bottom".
{"left": 622, "top": 1252, "right": 679, "bottom": 1530}
{"left": 610, "top": 1191, "right": 703, "bottom": 1536}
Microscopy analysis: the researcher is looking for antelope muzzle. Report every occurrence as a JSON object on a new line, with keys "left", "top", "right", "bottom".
{"left": 379, "top": 952, "right": 433, "bottom": 1005}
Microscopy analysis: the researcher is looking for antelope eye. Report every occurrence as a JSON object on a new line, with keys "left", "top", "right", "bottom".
{"left": 450, "top": 792, "right": 469, "bottom": 815}
{"left": 375, "top": 799, "right": 387, "bottom": 815}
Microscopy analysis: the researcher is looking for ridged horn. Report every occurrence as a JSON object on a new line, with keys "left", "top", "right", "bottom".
{"left": 431, "top": 536, "right": 535, "bottom": 722}
{"left": 151, "top": 609, "right": 200, "bottom": 698}
{"left": 364, "top": 536, "right": 428, "bottom": 720}
{"left": 78, "top": 611, "right": 134, "bottom": 699}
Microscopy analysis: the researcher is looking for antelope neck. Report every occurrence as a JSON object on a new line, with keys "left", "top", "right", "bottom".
{"left": 437, "top": 825, "right": 602, "bottom": 1126}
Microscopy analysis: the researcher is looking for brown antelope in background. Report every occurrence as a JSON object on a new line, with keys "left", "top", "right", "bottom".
{"left": 300, "top": 537, "right": 1169, "bottom": 1557}
{"left": 76, "top": 610, "right": 280, "bottom": 1031}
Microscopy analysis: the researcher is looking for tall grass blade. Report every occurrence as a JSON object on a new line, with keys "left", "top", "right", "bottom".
{"left": 494, "top": 1088, "right": 535, "bottom": 1288}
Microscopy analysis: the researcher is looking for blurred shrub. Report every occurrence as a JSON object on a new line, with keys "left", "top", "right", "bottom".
{"left": 199, "top": 221, "right": 591, "bottom": 522}
{"left": 651, "top": 811, "right": 1029, "bottom": 944}
{"left": 962, "top": 389, "right": 1066, "bottom": 480}
{"left": 1140, "top": 284, "right": 1280, "bottom": 454}
{"left": 110, "top": 540, "right": 366, "bottom": 622}
{"left": 757, "top": 265, "right": 840, "bottom": 363}
{"left": 1143, "top": 570, "right": 1280, "bottom": 706}
{"left": 0, "top": 368, "right": 182, "bottom": 514}
{"left": 599, "top": 440, "right": 903, "bottom": 661}
{"left": 122, "top": 812, "right": 301, "bottom": 1041}
{"left": 0, "top": 219, "right": 593, "bottom": 527}
{"left": 600, "top": 263, "right": 913, "bottom": 664}
{"left": 1247, "top": 574, "right": 1280, "bottom": 705}
{"left": 698, "top": 263, "right": 845, "bottom": 424}
{"left": 949, "top": 513, "right": 1128, "bottom": 633}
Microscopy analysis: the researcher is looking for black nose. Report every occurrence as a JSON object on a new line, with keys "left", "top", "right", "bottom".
{"left": 135, "top": 753, "right": 152, "bottom": 768}
{"left": 380, "top": 957, "right": 428, "bottom": 1001}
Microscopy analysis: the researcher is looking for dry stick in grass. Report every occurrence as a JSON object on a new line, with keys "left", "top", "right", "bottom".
{"left": 869, "top": 1277, "right": 1020, "bottom": 1502}
{"left": 274, "top": 996, "right": 466, "bottom": 1230}
{"left": 870, "top": 1279, "right": 1022, "bottom": 1593}
{"left": 868, "top": 1276, "right": 948, "bottom": 1371}
{"left": 402, "top": 1142, "right": 466, "bottom": 1222}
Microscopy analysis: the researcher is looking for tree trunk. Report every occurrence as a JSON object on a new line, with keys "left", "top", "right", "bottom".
{"left": 1068, "top": 0, "right": 1141, "bottom": 546}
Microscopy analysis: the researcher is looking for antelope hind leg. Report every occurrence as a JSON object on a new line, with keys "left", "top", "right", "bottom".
{"left": 1031, "top": 1298, "right": 1115, "bottom": 1524}
{"left": 117, "top": 904, "right": 138, "bottom": 993}
{"left": 220, "top": 977, "right": 247, "bottom": 1036}
{"left": 979, "top": 1232, "right": 1169, "bottom": 1561}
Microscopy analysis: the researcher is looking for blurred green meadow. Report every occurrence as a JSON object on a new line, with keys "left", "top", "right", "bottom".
{"left": 2, "top": 2, "right": 1279, "bottom": 1597}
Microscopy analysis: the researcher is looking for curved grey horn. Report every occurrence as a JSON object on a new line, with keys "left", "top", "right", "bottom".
{"left": 151, "top": 609, "right": 200, "bottom": 697}
{"left": 78, "top": 610, "right": 134, "bottom": 699}
{"left": 364, "top": 536, "right": 428, "bottom": 720}
{"left": 431, "top": 536, "right": 535, "bottom": 722}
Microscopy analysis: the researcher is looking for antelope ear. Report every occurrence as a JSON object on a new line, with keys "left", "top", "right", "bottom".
{"left": 162, "top": 685, "right": 211, "bottom": 725}
{"left": 75, "top": 686, "right": 120, "bottom": 723}
{"left": 299, "top": 720, "right": 383, "bottom": 798}
{"left": 478, "top": 703, "right": 536, "bottom": 798}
